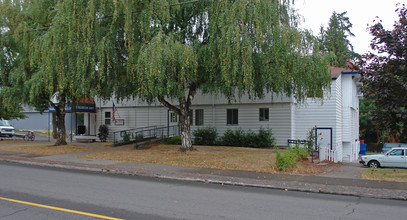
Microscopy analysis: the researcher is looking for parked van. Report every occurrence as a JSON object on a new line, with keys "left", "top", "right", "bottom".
{"left": 0, "top": 120, "right": 15, "bottom": 137}
{"left": 382, "top": 142, "right": 407, "bottom": 153}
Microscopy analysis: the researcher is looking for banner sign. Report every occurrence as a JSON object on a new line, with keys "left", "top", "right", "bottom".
{"left": 48, "top": 102, "right": 96, "bottom": 113}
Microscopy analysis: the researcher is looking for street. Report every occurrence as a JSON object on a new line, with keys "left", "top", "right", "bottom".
{"left": 0, "top": 161, "right": 406, "bottom": 220}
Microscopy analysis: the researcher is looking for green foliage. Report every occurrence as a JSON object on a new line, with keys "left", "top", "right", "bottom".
{"left": 222, "top": 128, "right": 246, "bottom": 147}
{"left": 122, "top": 132, "right": 131, "bottom": 143}
{"left": 359, "top": 5, "right": 407, "bottom": 143}
{"left": 97, "top": 125, "right": 109, "bottom": 142}
{"left": 221, "top": 128, "right": 275, "bottom": 148}
{"left": 192, "top": 127, "right": 218, "bottom": 146}
{"left": 135, "top": 134, "right": 144, "bottom": 141}
{"left": 306, "top": 126, "right": 317, "bottom": 150}
{"left": 169, "top": 136, "right": 182, "bottom": 145}
{"left": 1, "top": 1, "right": 332, "bottom": 149}
{"left": 161, "top": 136, "right": 182, "bottom": 145}
{"left": 318, "top": 11, "right": 359, "bottom": 67}
{"left": 359, "top": 99, "right": 378, "bottom": 144}
{"left": 275, "top": 145, "right": 309, "bottom": 171}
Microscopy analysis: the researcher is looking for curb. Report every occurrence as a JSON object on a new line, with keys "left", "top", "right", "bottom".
{"left": 1, "top": 156, "right": 406, "bottom": 201}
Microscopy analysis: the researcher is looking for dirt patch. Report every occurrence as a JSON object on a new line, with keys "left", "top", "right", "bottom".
{"left": 81, "top": 144, "right": 335, "bottom": 175}
{"left": 0, "top": 140, "right": 106, "bottom": 155}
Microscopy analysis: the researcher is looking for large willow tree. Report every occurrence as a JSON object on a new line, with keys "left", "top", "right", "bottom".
{"left": 0, "top": 0, "right": 123, "bottom": 145}
{"left": 122, "top": 0, "right": 331, "bottom": 151}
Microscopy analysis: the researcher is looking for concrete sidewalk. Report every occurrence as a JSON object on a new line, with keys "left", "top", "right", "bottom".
{"left": 0, "top": 141, "right": 406, "bottom": 200}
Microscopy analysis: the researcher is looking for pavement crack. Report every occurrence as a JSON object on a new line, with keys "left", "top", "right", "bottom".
{"left": 0, "top": 207, "right": 30, "bottom": 218}
{"left": 344, "top": 197, "right": 361, "bottom": 216}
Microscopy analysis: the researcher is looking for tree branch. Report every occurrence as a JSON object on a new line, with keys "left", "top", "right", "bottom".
{"left": 158, "top": 96, "right": 181, "bottom": 115}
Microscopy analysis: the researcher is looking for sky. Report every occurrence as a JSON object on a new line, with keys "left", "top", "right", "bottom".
{"left": 294, "top": 0, "right": 402, "bottom": 55}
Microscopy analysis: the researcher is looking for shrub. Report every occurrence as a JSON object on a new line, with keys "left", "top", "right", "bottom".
{"left": 122, "top": 132, "right": 131, "bottom": 143}
{"left": 169, "top": 136, "right": 182, "bottom": 145}
{"left": 192, "top": 127, "right": 218, "bottom": 145}
{"left": 275, "top": 145, "right": 309, "bottom": 171}
{"left": 135, "top": 133, "right": 144, "bottom": 141}
{"left": 221, "top": 127, "right": 275, "bottom": 148}
{"left": 255, "top": 127, "right": 275, "bottom": 148}
{"left": 97, "top": 125, "right": 109, "bottom": 142}
{"left": 222, "top": 128, "right": 245, "bottom": 147}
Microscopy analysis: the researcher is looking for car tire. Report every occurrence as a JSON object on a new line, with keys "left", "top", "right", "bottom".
{"left": 368, "top": 160, "right": 380, "bottom": 168}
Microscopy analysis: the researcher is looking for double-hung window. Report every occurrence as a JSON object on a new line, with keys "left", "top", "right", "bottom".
{"left": 227, "top": 109, "right": 238, "bottom": 125}
{"left": 259, "top": 108, "right": 269, "bottom": 121}
{"left": 195, "top": 109, "right": 204, "bottom": 126}
{"left": 105, "top": 112, "right": 111, "bottom": 125}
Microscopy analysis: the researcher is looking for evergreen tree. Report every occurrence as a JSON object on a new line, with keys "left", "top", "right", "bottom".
{"left": 319, "top": 11, "right": 359, "bottom": 67}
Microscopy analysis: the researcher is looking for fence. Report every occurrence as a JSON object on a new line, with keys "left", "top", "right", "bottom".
{"left": 113, "top": 125, "right": 180, "bottom": 146}
{"left": 319, "top": 147, "right": 335, "bottom": 162}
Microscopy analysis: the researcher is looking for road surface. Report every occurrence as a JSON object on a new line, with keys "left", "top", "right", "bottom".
{"left": 0, "top": 161, "right": 406, "bottom": 219}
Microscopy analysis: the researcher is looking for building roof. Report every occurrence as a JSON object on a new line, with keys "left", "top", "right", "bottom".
{"left": 330, "top": 66, "right": 359, "bottom": 79}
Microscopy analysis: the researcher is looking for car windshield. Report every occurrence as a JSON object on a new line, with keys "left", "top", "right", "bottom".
{"left": 0, "top": 120, "right": 11, "bottom": 126}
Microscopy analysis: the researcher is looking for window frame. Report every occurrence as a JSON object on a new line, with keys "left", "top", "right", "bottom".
{"left": 195, "top": 109, "right": 204, "bottom": 126}
{"left": 170, "top": 112, "right": 178, "bottom": 123}
{"left": 105, "top": 112, "right": 111, "bottom": 125}
{"left": 259, "top": 108, "right": 269, "bottom": 121}
{"left": 227, "top": 109, "right": 238, "bottom": 125}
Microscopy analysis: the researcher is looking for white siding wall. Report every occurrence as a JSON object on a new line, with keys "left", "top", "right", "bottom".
{"left": 294, "top": 76, "right": 343, "bottom": 162}
{"left": 340, "top": 74, "right": 361, "bottom": 162}
{"left": 96, "top": 94, "right": 292, "bottom": 146}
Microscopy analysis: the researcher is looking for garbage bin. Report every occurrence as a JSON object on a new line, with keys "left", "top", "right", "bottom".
{"left": 77, "top": 125, "right": 86, "bottom": 135}
{"left": 359, "top": 144, "right": 366, "bottom": 155}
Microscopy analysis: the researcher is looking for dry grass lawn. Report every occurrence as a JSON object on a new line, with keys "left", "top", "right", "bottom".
{"left": 80, "top": 144, "right": 326, "bottom": 174}
{"left": 362, "top": 168, "right": 407, "bottom": 182}
{"left": 0, "top": 140, "right": 105, "bottom": 155}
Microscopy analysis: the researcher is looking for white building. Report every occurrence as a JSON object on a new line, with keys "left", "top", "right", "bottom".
{"left": 85, "top": 66, "right": 361, "bottom": 162}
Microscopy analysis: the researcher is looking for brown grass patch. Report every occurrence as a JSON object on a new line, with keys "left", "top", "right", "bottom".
{"left": 0, "top": 140, "right": 105, "bottom": 155}
{"left": 81, "top": 144, "right": 330, "bottom": 174}
{"left": 362, "top": 168, "right": 407, "bottom": 182}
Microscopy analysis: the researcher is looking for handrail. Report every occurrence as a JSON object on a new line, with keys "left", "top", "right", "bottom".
{"left": 113, "top": 125, "right": 179, "bottom": 146}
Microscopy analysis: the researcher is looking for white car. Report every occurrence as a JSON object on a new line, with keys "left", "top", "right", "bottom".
{"left": 360, "top": 147, "right": 407, "bottom": 168}
{"left": 0, "top": 120, "right": 15, "bottom": 137}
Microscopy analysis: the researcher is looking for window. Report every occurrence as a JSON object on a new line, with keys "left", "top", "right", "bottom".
{"left": 105, "top": 112, "right": 111, "bottom": 125}
{"left": 195, "top": 109, "right": 204, "bottom": 126}
{"left": 227, "top": 109, "right": 238, "bottom": 125}
{"left": 389, "top": 149, "right": 404, "bottom": 156}
{"left": 170, "top": 112, "right": 178, "bottom": 123}
{"left": 259, "top": 108, "right": 269, "bottom": 121}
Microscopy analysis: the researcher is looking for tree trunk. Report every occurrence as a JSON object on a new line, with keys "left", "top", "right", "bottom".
{"left": 179, "top": 99, "right": 193, "bottom": 152}
{"left": 53, "top": 94, "right": 67, "bottom": 146}
{"left": 52, "top": 113, "right": 58, "bottom": 139}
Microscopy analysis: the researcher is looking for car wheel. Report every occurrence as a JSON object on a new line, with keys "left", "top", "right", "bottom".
{"left": 368, "top": 160, "right": 380, "bottom": 168}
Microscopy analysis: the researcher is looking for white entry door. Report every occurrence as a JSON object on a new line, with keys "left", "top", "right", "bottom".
{"left": 316, "top": 128, "right": 332, "bottom": 150}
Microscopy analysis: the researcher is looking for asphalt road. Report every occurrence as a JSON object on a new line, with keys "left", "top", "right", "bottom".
{"left": 0, "top": 161, "right": 406, "bottom": 220}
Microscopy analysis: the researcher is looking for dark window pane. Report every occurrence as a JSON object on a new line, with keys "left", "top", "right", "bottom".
{"left": 195, "top": 109, "right": 204, "bottom": 126}
{"left": 227, "top": 109, "right": 238, "bottom": 125}
{"left": 259, "top": 108, "right": 269, "bottom": 121}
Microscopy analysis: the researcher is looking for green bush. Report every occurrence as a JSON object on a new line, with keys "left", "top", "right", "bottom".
{"left": 122, "top": 132, "right": 131, "bottom": 143}
{"left": 222, "top": 128, "right": 245, "bottom": 147}
{"left": 192, "top": 127, "right": 218, "bottom": 145}
{"left": 275, "top": 145, "right": 309, "bottom": 171}
{"left": 169, "top": 136, "right": 182, "bottom": 145}
{"left": 97, "top": 125, "right": 109, "bottom": 142}
{"left": 221, "top": 127, "right": 275, "bottom": 148}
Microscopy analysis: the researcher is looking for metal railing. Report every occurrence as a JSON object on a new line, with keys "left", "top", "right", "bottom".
{"left": 113, "top": 125, "right": 180, "bottom": 146}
